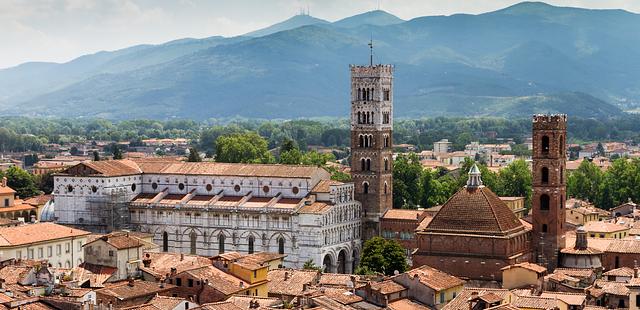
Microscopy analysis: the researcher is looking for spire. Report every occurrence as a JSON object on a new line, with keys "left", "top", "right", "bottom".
{"left": 466, "top": 164, "right": 483, "bottom": 188}
{"left": 368, "top": 36, "right": 373, "bottom": 66}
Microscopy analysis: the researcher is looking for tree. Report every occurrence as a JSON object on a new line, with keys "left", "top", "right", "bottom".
{"left": 392, "top": 153, "right": 423, "bottom": 208}
{"left": 0, "top": 166, "right": 40, "bottom": 198}
{"left": 92, "top": 151, "right": 100, "bottom": 161}
{"left": 496, "top": 159, "right": 533, "bottom": 206}
{"left": 302, "top": 260, "right": 322, "bottom": 271}
{"left": 36, "top": 172, "right": 54, "bottom": 194}
{"left": 279, "top": 149, "right": 303, "bottom": 165}
{"left": 596, "top": 143, "right": 606, "bottom": 157}
{"left": 112, "top": 144, "right": 124, "bottom": 160}
{"left": 187, "top": 147, "right": 202, "bottom": 162}
{"left": 215, "top": 133, "right": 274, "bottom": 164}
{"left": 356, "top": 237, "right": 407, "bottom": 276}
{"left": 280, "top": 138, "right": 297, "bottom": 153}
{"left": 567, "top": 160, "right": 603, "bottom": 204}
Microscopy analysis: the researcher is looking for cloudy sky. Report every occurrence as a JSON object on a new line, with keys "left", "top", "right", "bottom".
{"left": 1, "top": 0, "right": 638, "bottom": 69}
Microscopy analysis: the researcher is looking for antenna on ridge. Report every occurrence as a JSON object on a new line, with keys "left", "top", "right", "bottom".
{"left": 368, "top": 36, "right": 374, "bottom": 66}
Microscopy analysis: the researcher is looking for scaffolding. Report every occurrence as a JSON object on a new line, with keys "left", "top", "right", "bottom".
{"left": 85, "top": 188, "right": 132, "bottom": 233}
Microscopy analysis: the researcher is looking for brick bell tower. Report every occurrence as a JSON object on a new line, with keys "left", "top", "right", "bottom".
{"left": 532, "top": 114, "right": 567, "bottom": 271}
{"left": 350, "top": 61, "right": 394, "bottom": 240}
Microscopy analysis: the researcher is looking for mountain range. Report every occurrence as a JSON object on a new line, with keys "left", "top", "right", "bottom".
{"left": 0, "top": 2, "right": 638, "bottom": 120}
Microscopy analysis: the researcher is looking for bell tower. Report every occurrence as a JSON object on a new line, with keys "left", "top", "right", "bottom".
{"left": 350, "top": 62, "right": 394, "bottom": 240}
{"left": 532, "top": 114, "right": 567, "bottom": 271}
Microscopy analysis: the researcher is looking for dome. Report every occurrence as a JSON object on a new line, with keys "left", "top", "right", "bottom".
{"left": 424, "top": 165, "right": 524, "bottom": 236}
{"left": 40, "top": 200, "right": 55, "bottom": 222}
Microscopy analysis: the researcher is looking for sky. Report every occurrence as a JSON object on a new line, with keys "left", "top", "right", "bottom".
{"left": 1, "top": 0, "right": 639, "bottom": 69}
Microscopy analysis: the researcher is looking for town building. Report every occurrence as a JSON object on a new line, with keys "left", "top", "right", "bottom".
{"left": 583, "top": 221, "right": 629, "bottom": 239}
{"left": 500, "top": 197, "right": 527, "bottom": 219}
{"left": 392, "top": 264, "right": 464, "bottom": 308}
{"left": 559, "top": 226, "right": 603, "bottom": 271}
{"left": 380, "top": 209, "right": 429, "bottom": 256}
{"left": 0, "top": 222, "right": 90, "bottom": 268}
{"left": 433, "top": 139, "right": 452, "bottom": 154}
{"left": 83, "top": 231, "right": 157, "bottom": 281}
{"left": 501, "top": 262, "right": 547, "bottom": 290}
{"left": 350, "top": 63, "right": 394, "bottom": 239}
{"left": 0, "top": 178, "right": 38, "bottom": 222}
{"left": 412, "top": 165, "right": 532, "bottom": 281}
{"left": 54, "top": 159, "right": 362, "bottom": 272}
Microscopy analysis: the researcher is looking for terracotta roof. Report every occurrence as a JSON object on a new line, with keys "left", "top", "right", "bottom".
{"left": 606, "top": 239, "right": 640, "bottom": 253}
{"left": 370, "top": 280, "right": 406, "bottom": 295}
{"left": 184, "top": 265, "right": 250, "bottom": 295}
{"left": 96, "top": 280, "right": 174, "bottom": 300}
{"left": 387, "top": 298, "right": 430, "bottom": 310}
{"left": 311, "top": 180, "right": 344, "bottom": 193}
{"left": 501, "top": 262, "right": 547, "bottom": 274}
{"left": 0, "top": 185, "right": 16, "bottom": 195}
{"left": 318, "top": 273, "right": 361, "bottom": 288}
{"left": 23, "top": 195, "right": 51, "bottom": 206}
{"left": 147, "top": 295, "right": 187, "bottom": 309}
{"left": 564, "top": 235, "right": 613, "bottom": 252}
{"left": 224, "top": 296, "right": 282, "bottom": 309}
{"left": 215, "top": 251, "right": 245, "bottom": 261}
{"left": 85, "top": 232, "right": 143, "bottom": 250}
{"left": 475, "top": 292, "right": 504, "bottom": 304}
{"left": 0, "top": 223, "right": 90, "bottom": 247}
{"left": 603, "top": 267, "right": 634, "bottom": 277}
{"left": 553, "top": 268, "right": 595, "bottom": 279}
{"left": 267, "top": 269, "right": 318, "bottom": 296}
{"left": 139, "top": 252, "right": 210, "bottom": 280}
{"left": 584, "top": 221, "right": 628, "bottom": 233}
{"left": 298, "top": 202, "right": 332, "bottom": 214}
{"left": 134, "top": 159, "right": 326, "bottom": 179}
{"left": 443, "top": 288, "right": 511, "bottom": 310}
{"left": 199, "top": 302, "right": 243, "bottom": 310}
{"left": 0, "top": 265, "right": 31, "bottom": 284}
{"left": 71, "top": 263, "right": 118, "bottom": 288}
{"left": 70, "top": 159, "right": 142, "bottom": 176}
{"left": 235, "top": 252, "right": 286, "bottom": 270}
{"left": 486, "top": 305, "right": 519, "bottom": 310}
{"left": 0, "top": 201, "right": 36, "bottom": 213}
{"left": 382, "top": 209, "right": 424, "bottom": 221}
{"left": 320, "top": 287, "right": 364, "bottom": 305}
{"left": 627, "top": 278, "right": 640, "bottom": 287}
{"left": 590, "top": 279, "right": 629, "bottom": 296}
{"left": 511, "top": 296, "right": 558, "bottom": 309}
{"left": 539, "top": 292, "right": 586, "bottom": 306}
{"left": 401, "top": 265, "right": 464, "bottom": 291}
{"left": 424, "top": 186, "right": 524, "bottom": 235}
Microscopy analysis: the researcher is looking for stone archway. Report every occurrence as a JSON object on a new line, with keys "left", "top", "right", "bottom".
{"left": 337, "top": 250, "right": 347, "bottom": 274}
{"left": 352, "top": 248, "right": 360, "bottom": 273}
{"left": 323, "top": 254, "right": 335, "bottom": 273}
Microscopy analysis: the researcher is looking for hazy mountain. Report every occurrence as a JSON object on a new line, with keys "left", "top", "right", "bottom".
{"left": 333, "top": 10, "right": 405, "bottom": 28}
{"left": 0, "top": 2, "right": 636, "bottom": 120}
{"left": 245, "top": 14, "right": 329, "bottom": 37}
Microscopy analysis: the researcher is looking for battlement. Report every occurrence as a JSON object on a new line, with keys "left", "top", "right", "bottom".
{"left": 350, "top": 64, "right": 394, "bottom": 77}
{"left": 532, "top": 114, "right": 567, "bottom": 130}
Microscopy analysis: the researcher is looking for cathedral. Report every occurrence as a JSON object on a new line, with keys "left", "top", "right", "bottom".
{"left": 412, "top": 114, "right": 568, "bottom": 280}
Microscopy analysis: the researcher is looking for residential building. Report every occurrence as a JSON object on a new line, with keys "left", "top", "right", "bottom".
{"left": 83, "top": 231, "right": 156, "bottom": 281}
{"left": 392, "top": 265, "right": 464, "bottom": 309}
{"left": 499, "top": 196, "right": 527, "bottom": 218}
{"left": 95, "top": 279, "right": 176, "bottom": 308}
{"left": 501, "top": 262, "right": 546, "bottom": 290}
{"left": 0, "top": 178, "right": 38, "bottom": 222}
{"left": 0, "top": 222, "right": 90, "bottom": 268}
{"left": 380, "top": 209, "right": 429, "bottom": 255}
{"left": 434, "top": 139, "right": 452, "bottom": 154}
{"left": 584, "top": 221, "right": 629, "bottom": 239}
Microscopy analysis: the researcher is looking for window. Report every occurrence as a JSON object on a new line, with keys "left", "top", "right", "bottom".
{"left": 162, "top": 232, "right": 169, "bottom": 252}
{"left": 542, "top": 224, "right": 548, "bottom": 233}
{"left": 190, "top": 231, "right": 197, "bottom": 255}
{"left": 278, "top": 237, "right": 285, "bottom": 255}
{"left": 28, "top": 249, "right": 34, "bottom": 259}
{"left": 384, "top": 158, "right": 389, "bottom": 171}
{"left": 176, "top": 278, "right": 182, "bottom": 286}
{"left": 188, "top": 279, "right": 194, "bottom": 287}
{"left": 540, "top": 194, "right": 550, "bottom": 210}
{"left": 57, "top": 245, "right": 61, "bottom": 255}
{"left": 91, "top": 186, "right": 98, "bottom": 193}
{"left": 47, "top": 246, "right": 52, "bottom": 257}
{"left": 541, "top": 167, "right": 549, "bottom": 184}
{"left": 384, "top": 90, "right": 390, "bottom": 101}
{"left": 363, "top": 182, "right": 369, "bottom": 194}
{"left": 263, "top": 185, "right": 270, "bottom": 193}
{"left": 248, "top": 236, "right": 255, "bottom": 254}
{"left": 254, "top": 271, "right": 257, "bottom": 278}
{"left": 65, "top": 243, "right": 70, "bottom": 253}
{"left": 67, "top": 185, "right": 74, "bottom": 193}
{"left": 38, "top": 248, "right": 43, "bottom": 258}
{"left": 292, "top": 187, "right": 299, "bottom": 195}
{"left": 109, "top": 250, "right": 114, "bottom": 257}
{"left": 635, "top": 295, "right": 640, "bottom": 307}
{"left": 234, "top": 184, "right": 241, "bottom": 192}
{"left": 178, "top": 183, "right": 185, "bottom": 191}
{"left": 17, "top": 251, "right": 21, "bottom": 259}
{"left": 206, "top": 184, "right": 213, "bottom": 191}
{"left": 366, "top": 158, "right": 371, "bottom": 171}
{"left": 4, "top": 198, "right": 8, "bottom": 207}
{"left": 131, "top": 184, "right": 137, "bottom": 192}
{"left": 541, "top": 136, "right": 550, "bottom": 154}
{"left": 361, "top": 158, "right": 366, "bottom": 171}
{"left": 615, "top": 256, "right": 620, "bottom": 268}
{"left": 440, "top": 292, "right": 445, "bottom": 304}
{"left": 219, "top": 234, "right": 225, "bottom": 254}
{"left": 152, "top": 182, "right": 158, "bottom": 190}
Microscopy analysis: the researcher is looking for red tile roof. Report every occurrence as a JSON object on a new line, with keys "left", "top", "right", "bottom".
{"left": 424, "top": 186, "right": 524, "bottom": 235}
{"left": 401, "top": 265, "right": 464, "bottom": 291}
{"left": 0, "top": 223, "right": 90, "bottom": 246}
{"left": 382, "top": 209, "right": 424, "bottom": 221}
{"left": 267, "top": 269, "right": 318, "bottom": 296}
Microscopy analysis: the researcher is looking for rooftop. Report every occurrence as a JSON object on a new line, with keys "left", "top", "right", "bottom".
{"left": 184, "top": 265, "right": 250, "bottom": 295}
{"left": 267, "top": 269, "right": 318, "bottom": 296}
{"left": 584, "top": 221, "right": 628, "bottom": 233}
{"left": 401, "top": 265, "right": 464, "bottom": 291}
{"left": 381, "top": 209, "right": 424, "bottom": 221}
{"left": 0, "top": 223, "right": 90, "bottom": 247}
{"left": 96, "top": 280, "right": 174, "bottom": 300}
{"left": 370, "top": 280, "right": 406, "bottom": 295}
{"left": 139, "top": 252, "right": 211, "bottom": 280}
{"left": 501, "top": 262, "right": 547, "bottom": 274}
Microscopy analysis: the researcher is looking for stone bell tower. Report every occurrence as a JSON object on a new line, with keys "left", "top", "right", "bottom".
{"left": 532, "top": 114, "right": 567, "bottom": 271}
{"left": 350, "top": 62, "right": 394, "bottom": 240}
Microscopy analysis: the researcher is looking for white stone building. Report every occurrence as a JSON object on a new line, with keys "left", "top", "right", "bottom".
{"left": 54, "top": 159, "right": 362, "bottom": 272}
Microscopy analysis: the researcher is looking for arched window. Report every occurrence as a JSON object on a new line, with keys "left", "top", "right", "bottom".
{"left": 278, "top": 237, "right": 285, "bottom": 255}
{"left": 162, "top": 232, "right": 168, "bottom": 252}
{"left": 248, "top": 235, "right": 255, "bottom": 254}
{"left": 542, "top": 224, "right": 548, "bottom": 233}
{"left": 359, "top": 135, "right": 364, "bottom": 147}
{"left": 371, "top": 112, "right": 374, "bottom": 123}
{"left": 363, "top": 182, "right": 369, "bottom": 194}
{"left": 218, "top": 234, "right": 225, "bottom": 254}
{"left": 357, "top": 88, "right": 361, "bottom": 100}
{"left": 542, "top": 136, "right": 550, "bottom": 154}
{"left": 366, "top": 159, "right": 371, "bottom": 171}
{"left": 540, "top": 194, "right": 550, "bottom": 210}
{"left": 357, "top": 112, "right": 361, "bottom": 124}
{"left": 541, "top": 167, "right": 549, "bottom": 184}
{"left": 384, "top": 158, "right": 389, "bottom": 171}
{"left": 559, "top": 135, "right": 564, "bottom": 155}
{"left": 560, "top": 167, "right": 564, "bottom": 183}
{"left": 189, "top": 231, "right": 197, "bottom": 255}
{"left": 384, "top": 182, "right": 388, "bottom": 195}
{"left": 361, "top": 158, "right": 366, "bottom": 171}
{"left": 384, "top": 135, "right": 389, "bottom": 147}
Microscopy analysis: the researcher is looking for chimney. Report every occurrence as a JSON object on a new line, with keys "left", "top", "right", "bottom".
{"left": 143, "top": 253, "right": 151, "bottom": 268}
{"left": 284, "top": 272, "right": 290, "bottom": 281}
{"left": 239, "top": 281, "right": 244, "bottom": 288}
{"left": 127, "top": 279, "right": 135, "bottom": 287}
{"left": 1, "top": 177, "right": 6, "bottom": 187}
{"left": 180, "top": 253, "right": 184, "bottom": 261}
